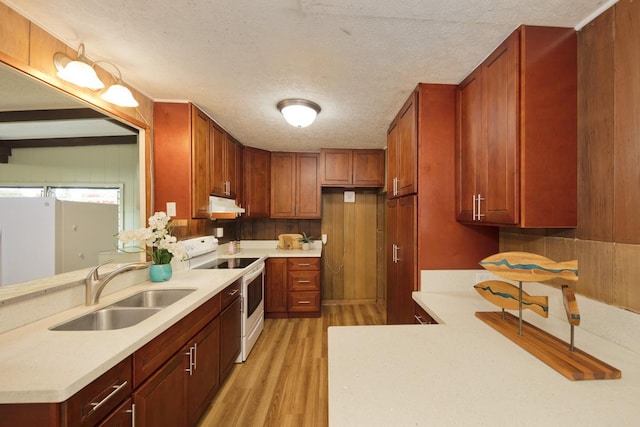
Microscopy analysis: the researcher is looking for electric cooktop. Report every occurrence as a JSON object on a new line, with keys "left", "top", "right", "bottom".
{"left": 194, "top": 257, "right": 259, "bottom": 270}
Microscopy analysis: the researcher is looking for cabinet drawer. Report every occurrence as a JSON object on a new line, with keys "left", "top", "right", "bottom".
{"left": 64, "top": 357, "right": 132, "bottom": 427}
{"left": 288, "top": 270, "right": 320, "bottom": 292}
{"left": 220, "top": 279, "right": 241, "bottom": 310}
{"left": 288, "top": 291, "right": 321, "bottom": 312}
{"left": 133, "top": 293, "right": 220, "bottom": 387}
{"left": 287, "top": 257, "right": 320, "bottom": 271}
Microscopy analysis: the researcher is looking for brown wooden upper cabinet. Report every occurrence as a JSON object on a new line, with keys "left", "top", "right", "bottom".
{"left": 387, "top": 91, "right": 418, "bottom": 198}
{"left": 154, "top": 102, "right": 211, "bottom": 219}
{"left": 243, "top": 146, "right": 271, "bottom": 218}
{"left": 210, "top": 124, "right": 239, "bottom": 199}
{"left": 270, "top": 152, "right": 321, "bottom": 219}
{"left": 320, "top": 148, "right": 385, "bottom": 187}
{"left": 456, "top": 25, "right": 577, "bottom": 227}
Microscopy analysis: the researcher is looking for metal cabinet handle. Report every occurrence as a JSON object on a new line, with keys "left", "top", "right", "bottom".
{"left": 415, "top": 314, "right": 427, "bottom": 325}
{"left": 297, "top": 280, "right": 311, "bottom": 284}
{"left": 298, "top": 301, "right": 311, "bottom": 304}
{"left": 228, "top": 288, "right": 240, "bottom": 296}
{"left": 297, "top": 263, "right": 311, "bottom": 267}
{"left": 126, "top": 403, "right": 136, "bottom": 427}
{"left": 185, "top": 347, "right": 194, "bottom": 375}
{"left": 477, "top": 193, "right": 485, "bottom": 220}
{"left": 87, "top": 380, "right": 128, "bottom": 415}
{"left": 472, "top": 194, "right": 477, "bottom": 220}
{"left": 193, "top": 343, "right": 197, "bottom": 371}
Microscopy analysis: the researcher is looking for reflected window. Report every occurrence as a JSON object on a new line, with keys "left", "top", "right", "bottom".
{"left": 0, "top": 187, "right": 44, "bottom": 197}
{"left": 0, "top": 185, "right": 122, "bottom": 229}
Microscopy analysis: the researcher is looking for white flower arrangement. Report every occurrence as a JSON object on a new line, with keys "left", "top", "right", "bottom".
{"left": 117, "top": 212, "right": 186, "bottom": 264}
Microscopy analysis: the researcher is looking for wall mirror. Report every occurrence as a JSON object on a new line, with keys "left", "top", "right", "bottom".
{"left": 0, "top": 60, "right": 147, "bottom": 300}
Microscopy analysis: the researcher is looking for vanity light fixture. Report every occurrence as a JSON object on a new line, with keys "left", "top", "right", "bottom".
{"left": 53, "top": 43, "right": 139, "bottom": 108}
{"left": 277, "top": 99, "right": 321, "bottom": 128}
{"left": 53, "top": 43, "right": 104, "bottom": 90}
{"left": 98, "top": 63, "right": 139, "bottom": 108}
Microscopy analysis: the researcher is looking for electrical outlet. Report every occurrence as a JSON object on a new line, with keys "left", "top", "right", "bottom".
{"left": 166, "top": 202, "right": 177, "bottom": 217}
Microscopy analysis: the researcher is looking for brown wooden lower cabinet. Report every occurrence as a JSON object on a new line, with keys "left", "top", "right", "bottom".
{"left": 0, "top": 281, "right": 239, "bottom": 427}
{"left": 133, "top": 352, "right": 187, "bottom": 427}
{"left": 265, "top": 257, "right": 321, "bottom": 318}
{"left": 98, "top": 398, "right": 133, "bottom": 427}
{"left": 219, "top": 296, "right": 241, "bottom": 383}
{"left": 265, "top": 258, "right": 288, "bottom": 317}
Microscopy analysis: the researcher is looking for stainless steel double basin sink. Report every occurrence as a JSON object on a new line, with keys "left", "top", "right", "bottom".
{"left": 50, "top": 289, "right": 196, "bottom": 331}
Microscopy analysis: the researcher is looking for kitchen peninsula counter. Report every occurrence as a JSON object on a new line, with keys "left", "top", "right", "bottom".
{"left": 328, "top": 270, "right": 640, "bottom": 426}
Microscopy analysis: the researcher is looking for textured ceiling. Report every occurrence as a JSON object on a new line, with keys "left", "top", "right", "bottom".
{"left": 3, "top": 0, "right": 611, "bottom": 152}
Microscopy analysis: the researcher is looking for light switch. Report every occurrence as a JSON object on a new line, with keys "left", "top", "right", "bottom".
{"left": 344, "top": 191, "right": 356, "bottom": 203}
{"left": 166, "top": 202, "right": 177, "bottom": 217}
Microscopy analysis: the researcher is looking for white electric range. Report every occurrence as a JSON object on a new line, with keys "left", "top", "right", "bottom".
{"left": 180, "top": 236, "right": 265, "bottom": 363}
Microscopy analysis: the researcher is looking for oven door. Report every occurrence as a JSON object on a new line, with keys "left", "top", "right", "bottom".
{"left": 245, "top": 263, "right": 264, "bottom": 319}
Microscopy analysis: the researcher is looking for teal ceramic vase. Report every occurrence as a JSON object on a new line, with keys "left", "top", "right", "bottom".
{"left": 149, "top": 263, "right": 172, "bottom": 282}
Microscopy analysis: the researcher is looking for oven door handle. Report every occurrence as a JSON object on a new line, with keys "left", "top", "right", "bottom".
{"left": 243, "top": 263, "right": 265, "bottom": 282}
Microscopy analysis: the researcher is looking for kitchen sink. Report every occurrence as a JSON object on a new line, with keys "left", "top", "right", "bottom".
{"left": 50, "top": 307, "right": 163, "bottom": 331}
{"left": 50, "top": 288, "right": 197, "bottom": 331}
{"left": 111, "top": 288, "right": 196, "bottom": 308}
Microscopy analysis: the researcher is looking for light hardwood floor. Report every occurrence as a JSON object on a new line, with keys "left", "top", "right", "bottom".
{"left": 198, "top": 303, "right": 386, "bottom": 427}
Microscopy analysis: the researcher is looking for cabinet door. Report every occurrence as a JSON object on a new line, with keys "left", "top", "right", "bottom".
{"left": 481, "top": 30, "right": 519, "bottom": 224}
{"left": 386, "top": 196, "right": 417, "bottom": 325}
{"left": 219, "top": 297, "right": 241, "bottom": 383}
{"left": 320, "top": 149, "right": 353, "bottom": 186}
{"left": 236, "top": 143, "right": 244, "bottom": 209}
{"left": 224, "top": 135, "right": 238, "bottom": 198}
{"left": 396, "top": 195, "right": 417, "bottom": 324}
{"left": 133, "top": 351, "right": 187, "bottom": 427}
{"left": 244, "top": 147, "right": 271, "bottom": 218}
{"left": 352, "top": 150, "right": 385, "bottom": 187}
{"left": 98, "top": 398, "right": 133, "bottom": 427}
{"left": 385, "top": 198, "right": 399, "bottom": 324}
{"left": 397, "top": 92, "right": 418, "bottom": 197}
{"left": 265, "top": 258, "right": 288, "bottom": 316}
{"left": 210, "top": 124, "right": 227, "bottom": 197}
{"left": 270, "top": 152, "right": 296, "bottom": 217}
{"left": 386, "top": 120, "right": 398, "bottom": 197}
{"left": 296, "top": 153, "right": 321, "bottom": 218}
{"left": 456, "top": 69, "right": 483, "bottom": 222}
{"left": 191, "top": 105, "right": 211, "bottom": 219}
{"left": 187, "top": 318, "right": 220, "bottom": 426}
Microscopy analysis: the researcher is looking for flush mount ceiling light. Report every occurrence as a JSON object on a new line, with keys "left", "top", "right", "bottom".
{"left": 277, "top": 99, "right": 321, "bottom": 128}
{"left": 53, "top": 43, "right": 139, "bottom": 108}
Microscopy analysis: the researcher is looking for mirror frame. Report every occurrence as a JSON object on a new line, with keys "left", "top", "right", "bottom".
{"left": 0, "top": 50, "right": 152, "bottom": 302}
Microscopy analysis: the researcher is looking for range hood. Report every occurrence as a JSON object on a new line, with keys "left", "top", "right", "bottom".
{"left": 209, "top": 195, "right": 245, "bottom": 218}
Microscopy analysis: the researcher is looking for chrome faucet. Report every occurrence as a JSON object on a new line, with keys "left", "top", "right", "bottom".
{"left": 85, "top": 261, "right": 151, "bottom": 305}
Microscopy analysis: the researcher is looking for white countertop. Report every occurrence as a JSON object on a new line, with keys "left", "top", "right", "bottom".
{"left": 0, "top": 241, "right": 321, "bottom": 404}
{"left": 328, "top": 270, "right": 640, "bottom": 426}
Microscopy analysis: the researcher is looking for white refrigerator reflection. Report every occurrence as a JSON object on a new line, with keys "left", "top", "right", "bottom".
{"left": 0, "top": 197, "right": 117, "bottom": 286}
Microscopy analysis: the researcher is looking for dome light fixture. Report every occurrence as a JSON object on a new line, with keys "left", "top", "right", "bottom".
{"left": 53, "top": 43, "right": 139, "bottom": 108}
{"left": 277, "top": 99, "right": 321, "bottom": 128}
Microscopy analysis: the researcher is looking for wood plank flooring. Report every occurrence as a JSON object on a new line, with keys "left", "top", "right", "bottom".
{"left": 198, "top": 303, "right": 386, "bottom": 427}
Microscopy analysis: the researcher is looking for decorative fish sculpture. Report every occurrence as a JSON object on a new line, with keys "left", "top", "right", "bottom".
{"left": 474, "top": 280, "right": 549, "bottom": 318}
{"left": 479, "top": 252, "right": 578, "bottom": 282}
{"left": 562, "top": 285, "right": 581, "bottom": 326}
